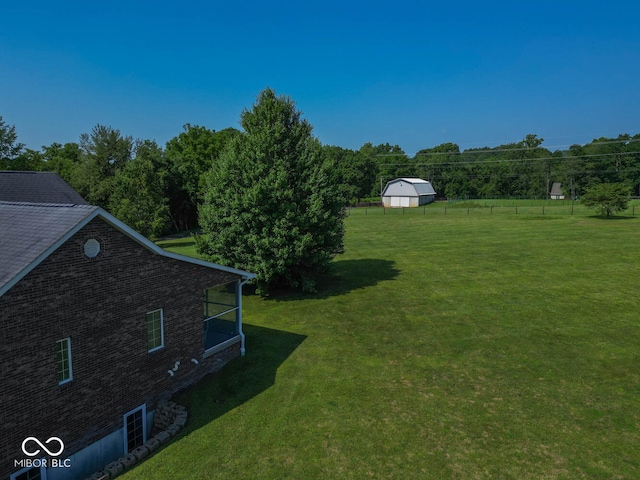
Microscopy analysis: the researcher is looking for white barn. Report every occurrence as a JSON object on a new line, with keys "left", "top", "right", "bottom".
{"left": 381, "top": 178, "right": 437, "bottom": 208}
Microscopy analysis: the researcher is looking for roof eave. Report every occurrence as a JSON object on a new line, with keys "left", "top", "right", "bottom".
{"left": 91, "top": 209, "right": 257, "bottom": 280}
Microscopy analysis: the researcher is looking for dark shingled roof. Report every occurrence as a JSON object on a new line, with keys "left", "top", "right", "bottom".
{"left": 0, "top": 202, "right": 98, "bottom": 292}
{"left": 0, "top": 171, "right": 88, "bottom": 205}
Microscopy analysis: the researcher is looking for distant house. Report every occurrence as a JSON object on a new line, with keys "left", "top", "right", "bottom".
{"left": 550, "top": 183, "right": 564, "bottom": 200}
{"left": 381, "top": 178, "right": 437, "bottom": 208}
{"left": 0, "top": 172, "right": 255, "bottom": 480}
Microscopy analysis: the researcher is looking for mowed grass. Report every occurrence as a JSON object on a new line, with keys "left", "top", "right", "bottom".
{"left": 132, "top": 211, "right": 640, "bottom": 479}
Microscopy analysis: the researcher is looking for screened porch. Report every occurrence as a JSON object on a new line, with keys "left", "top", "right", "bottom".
{"left": 203, "top": 281, "right": 241, "bottom": 352}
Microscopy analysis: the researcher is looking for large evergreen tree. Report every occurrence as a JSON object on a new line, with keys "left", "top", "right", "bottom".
{"left": 196, "top": 88, "right": 345, "bottom": 294}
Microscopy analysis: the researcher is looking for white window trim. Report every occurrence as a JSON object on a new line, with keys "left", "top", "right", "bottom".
{"left": 57, "top": 337, "right": 73, "bottom": 385}
{"left": 123, "top": 404, "right": 147, "bottom": 454}
{"left": 146, "top": 309, "right": 164, "bottom": 353}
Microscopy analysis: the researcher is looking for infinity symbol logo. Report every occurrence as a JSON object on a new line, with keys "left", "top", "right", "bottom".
{"left": 21, "top": 437, "right": 65, "bottom": 457}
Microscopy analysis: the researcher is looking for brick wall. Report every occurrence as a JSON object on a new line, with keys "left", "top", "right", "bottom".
{"left": 0, "top": 217, "right": 242, "bottom": 478}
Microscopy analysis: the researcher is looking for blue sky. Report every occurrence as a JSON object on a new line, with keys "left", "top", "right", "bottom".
{"left": 1, "top": 1, "right": 639, "bottom": 155}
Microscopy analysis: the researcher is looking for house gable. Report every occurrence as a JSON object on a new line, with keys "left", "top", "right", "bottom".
{"left": 0, "top": 202, "right": 254, "bottom": 297}
{"left": 0, "top": 202, "right": 99, "bottom": 294}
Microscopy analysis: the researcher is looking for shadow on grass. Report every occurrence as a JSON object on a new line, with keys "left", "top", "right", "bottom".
{"left": 174, "top": 323, "right": 306, "bottom": 432}
{"left": 585, "top": 215, "right": 638, "bottom": 220}
{"left": 259, "top": 258, "right": 400, "bottom": 302}
{"left": 156, "top": 239, "right": 196, "bottom": 249}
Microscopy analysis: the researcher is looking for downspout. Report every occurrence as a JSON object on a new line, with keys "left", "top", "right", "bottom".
{"left": 237, "top": 277, "right": 250, "bottom": 356}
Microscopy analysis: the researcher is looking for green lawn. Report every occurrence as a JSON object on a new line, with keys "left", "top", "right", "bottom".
{"left": 132, "top": 210, "right": 640, "bottom": 479}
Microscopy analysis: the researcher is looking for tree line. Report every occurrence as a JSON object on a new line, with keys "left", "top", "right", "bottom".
{"left": 2, "top": 114, "right": 639, "bottom": 240}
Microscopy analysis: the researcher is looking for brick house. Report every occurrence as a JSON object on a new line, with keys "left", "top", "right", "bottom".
{"left": 0, "top": 172, "right": 255, "bottom": 480}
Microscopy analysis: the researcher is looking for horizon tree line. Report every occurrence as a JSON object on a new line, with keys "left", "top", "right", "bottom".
{"left": 1, "top": 113, "right": 639, "bottom": 239}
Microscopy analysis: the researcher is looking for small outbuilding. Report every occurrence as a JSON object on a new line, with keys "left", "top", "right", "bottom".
{"left": 550, "top": 182, "right": 564, "bottom": 200}
{"left": 381, "top": 178, "right": 437, "bottom": 208}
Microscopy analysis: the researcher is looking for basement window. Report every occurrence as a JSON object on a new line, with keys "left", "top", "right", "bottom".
{"left": 10, "top": 463, "right": 45, "bottom": 480}
{"left": 123, "top": 405, "right": 147, "bottom": 454}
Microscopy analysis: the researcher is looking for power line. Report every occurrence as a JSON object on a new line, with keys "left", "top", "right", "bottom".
{"left": 379, "top": 151, "right": 640, "bottom": 167}
{"left": 375, "top": 137, "right": 640, "bottom": 157}
{"left": 424, "top": 168, "right": 640, "bottom": 180}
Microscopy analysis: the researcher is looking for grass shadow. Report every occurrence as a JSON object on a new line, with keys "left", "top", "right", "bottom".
{"left": 585, "top": 215, "right": 637, "bottom": 220}
{"left": 175, "top": 323, "right": 306, "bottom": 432}
{"left": 156, "top": 239, "right": 196, "bottom": 249}
{"left": 261, "top": 258, "right": 400, "bottom": 302}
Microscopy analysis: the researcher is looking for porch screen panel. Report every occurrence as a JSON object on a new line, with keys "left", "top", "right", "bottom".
{"left": 204, "top": 281, "right": 240, "bottom": 351}
{"left": 204, "top": 282, "right": 237, "bottom": 318}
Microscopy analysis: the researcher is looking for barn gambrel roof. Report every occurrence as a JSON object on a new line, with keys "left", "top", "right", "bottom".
{"left": 382, "top": 178, "right": 437, "bottom": 197}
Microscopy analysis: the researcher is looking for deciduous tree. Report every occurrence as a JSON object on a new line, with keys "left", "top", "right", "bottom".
{"left": 74, "top": 125, "right": 134, "bottom": 207}
{"left": 109, "top": 140, "right": 169, "bottom": 238}
{"left": 165, "top": 125, "right": 240, "bottom": 231}
{"left": 580, "top": 183, "right": 631, "bottom": 218}
{"left": 0, "top": 115, "right": 25, "bottom": 168}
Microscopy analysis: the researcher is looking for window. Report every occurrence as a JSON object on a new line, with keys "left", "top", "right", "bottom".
{"left": 123, "top": 405, "right": 147, "bottom": 454}
{"left": 11, "top": 464, "right": 44, "bottom": 480}
{"left": 203, "top": 282, "right": 239, "bottom": 351}
{"left": 56, "top": 338, "right": 72, "bottom": 384}
{"left": 146, "top": 309, "right": 164, "bottom": 352}
{"left": 9, "top": 459, "right": 47, "bottom": 480}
